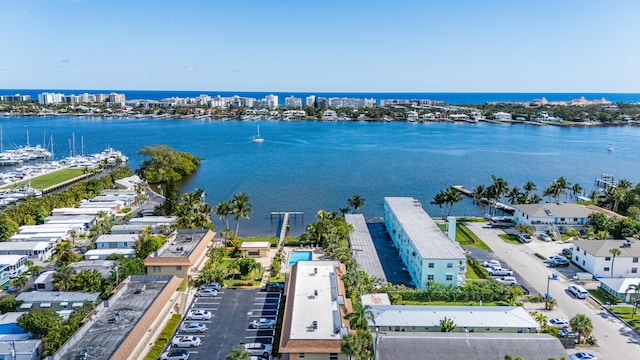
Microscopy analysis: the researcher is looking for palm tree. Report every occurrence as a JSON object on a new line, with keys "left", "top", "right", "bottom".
{"left": 10, "top": 273, "right": 28, "bottom": 290}
{"left": 225, "top": 348, "right": 250, "bottom": 360}
{"left": 570, "top": 314, "right": 593, "bottom": 344}
{"left": 214, "top": 201, "right": 233, "bottom": 230}
{"left": 610, "top": 247, "right": 621, "bottom": 278}
{"left": 341, "top": 329, "right": 373, "bottom": 360}
{"left": 529, "top": 311, "right": 548, "bottom": 330}
{"left": 439, "top": 316, "right": 456, "bottom": 332}
{"left": 487, "top": 176, "right": 508, "bottom": 216}
{"left": 339, "top": 207, "right": 351, "bottom": 217}
{"left": 346, "top": 303, "right": 375, "bottom": 330}
{"left": 231, "top": 193, "right": 252, "bottom": 236}
{"left": 506, "top": 186, "right": 522, "bottom": 205}
{"left": 589, "top": 190, "right": 600, "bottom": 205}
{"left": 571, "top": 183, "right": 584, "bottom": 199}
{"left": 347, "top": 195, "right": 365, "bottom": 214}
{"left": 53, "top": 265, "right": 77, "bottom": 291}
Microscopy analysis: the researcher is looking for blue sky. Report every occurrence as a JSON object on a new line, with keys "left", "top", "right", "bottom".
{"left": 1, "top": 0, "right": 639, "bottom": 92}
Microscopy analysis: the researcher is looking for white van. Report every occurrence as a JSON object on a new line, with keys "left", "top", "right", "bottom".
{"left": 569, "top": 284, "right": 588, "bottom": 299}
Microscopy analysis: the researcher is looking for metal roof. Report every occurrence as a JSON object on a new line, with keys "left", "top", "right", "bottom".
{"left": 345, "top": 214, "right": 387, "bottom": 281}
{"left": 384, "top": 197, "right": 466, "bottom": 260}
{"left": 513, "top": 203, "right": 595, "bottom": 219}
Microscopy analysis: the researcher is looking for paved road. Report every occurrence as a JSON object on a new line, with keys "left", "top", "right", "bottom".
{"left": 466, "top": 222, "right": 640, "bottom": 359}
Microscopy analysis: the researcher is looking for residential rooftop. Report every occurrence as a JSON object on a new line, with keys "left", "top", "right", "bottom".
{"left": 16, "top": 291, "right": 100, "bottom": 304}
{"left": 95, "top": 234, "right": 138, "bottom": 243}
{"left": 384, "top": 197, "right": 466, "bottom": 260}
{"left": 149, "top": 229, "right": 207, "bottom": 259}
{"left": 54, "top": 275, "right": 180, "bottom": 360}
{"left": 345, "top": 214, "right": 387, "bottom": 281}
{"left": 572, "top": 239, "right": 640, "bottom": 257}
{"left": 373, "top": 332, "right": 568, "bottom": 360}
{"left": 368, "top": 305, "right": 539, "bottom": 329}
{"left": 513, "top": 203, "right": 596, "bottom": 218}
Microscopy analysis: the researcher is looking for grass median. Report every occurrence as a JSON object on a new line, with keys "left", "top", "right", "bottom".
{"left": 3, "top": 168, "right": 85, "bottom": 190}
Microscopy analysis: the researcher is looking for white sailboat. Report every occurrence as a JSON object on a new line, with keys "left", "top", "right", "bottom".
{"left": 252, "top": 125, "right": 264, "bottom": 143}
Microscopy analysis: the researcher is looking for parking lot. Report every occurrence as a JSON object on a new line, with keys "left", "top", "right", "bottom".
{"left": 165, "top": 287, "right": 282, "bottom": 359}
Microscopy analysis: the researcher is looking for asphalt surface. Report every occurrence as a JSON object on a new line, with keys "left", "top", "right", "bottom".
{"left": 165, "top": 287, "right": 282, "bottom": 359}
{"left": 366, "top": 221, "right": 414, "bottom": 287}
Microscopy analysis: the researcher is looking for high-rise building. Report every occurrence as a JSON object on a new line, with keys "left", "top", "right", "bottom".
{"left": 305, "top": 95, "right": 316, "bottom": 107}
{"left": 284, "top": 96, "right": 302, "bottom": 108}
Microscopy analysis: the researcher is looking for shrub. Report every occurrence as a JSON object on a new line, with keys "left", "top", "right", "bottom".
{"left": 535, "top": 253, "right": 546, "bottom": 260}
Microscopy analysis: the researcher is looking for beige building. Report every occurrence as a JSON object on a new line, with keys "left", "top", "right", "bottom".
{"left": 144, "top": 229, "right": 214, "bottom": 281}
{"left": 280, "top": 260, "right": 353, "bottom": 360}
{"left": 54, "top": 275, "right": 181, "bottom": 360}
{"left": 239, "top": 241, "right": 271, "bottom": 258}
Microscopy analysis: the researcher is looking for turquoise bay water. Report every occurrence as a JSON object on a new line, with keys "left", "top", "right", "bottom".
{"left": 2, "top": 117, "right": 639, "bottom": 236}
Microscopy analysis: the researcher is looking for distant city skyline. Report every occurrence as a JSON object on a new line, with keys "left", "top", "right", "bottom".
{"left": 2, "top": 0, "right": 639, "bottom": 93}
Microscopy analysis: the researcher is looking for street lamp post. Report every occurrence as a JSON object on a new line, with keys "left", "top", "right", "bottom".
{"left": 545, "top": 274, "right": 553, "bottom": 310}
{"left": 115, "top": 265, "right": 119, "bottom": 284}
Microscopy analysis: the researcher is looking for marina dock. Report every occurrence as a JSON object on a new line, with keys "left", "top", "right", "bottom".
{"left": 271, "top": 211, "right": 303, "bottom": 247}
{"left": 451, "top": 185, "right": 515, "bottom": 213}
{"left": 595, "top": 174, "right": 616, "bottom": 189}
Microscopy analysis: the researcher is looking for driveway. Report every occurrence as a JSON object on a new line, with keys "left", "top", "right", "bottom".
{"left": 465, "top": 222, "right": 640, "bottom": 360}
{"left": 168, "top": 287, "right": 281, "bottom": 360}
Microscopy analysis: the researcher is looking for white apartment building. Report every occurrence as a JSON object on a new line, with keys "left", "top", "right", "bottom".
{"left": 285, "top": 96, "right": 302, "bottom": 108}
{"left": 571, "top": 239, "right": 640, "bottom": 278}
{"left": 265, "top": 94, "right": 279, "bottom": 109}
{"left": 38, "top": 92, "right": 65, "bottom": 104}
{"left": 383, "top": 197, "right": 466, "bottom": 289}
{"left": 513, "top": 203, "right": 595, "bottom": 230}
{"left": 305, "top": 95, "right": 316, "bottom": 107}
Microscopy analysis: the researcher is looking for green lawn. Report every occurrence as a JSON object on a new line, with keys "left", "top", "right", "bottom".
{"left": 144, "top": 314, "right": 182, "bottom": 360}
{"left": 465, "top": 265, "right": 480, "bottom": 279}
{"left": 499, "top": 233, "right": 523, "bottom": 245}
{"left": 610, "top": 306, "right": 640, "bottom": 332}
{"left": 456, "top": 224, "right": 491, "bottom": 250}
{"left": 400, "top": 300, "right": 502, "bottom": 306}
{"left": 4, "top": 168, "right": 85, "bottom": 190}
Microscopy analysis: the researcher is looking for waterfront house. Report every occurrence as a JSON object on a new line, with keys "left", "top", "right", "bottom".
{"left": 321, "top": 110, "right": 338, "bottom": 120}
{"left": 571, "top": 238, "right": 640, "bottom": 278}
{"left": 54, "top": 275, "right": 181, "bottom": 360}
{"left": 279, "top": 260, "right": 352, "bottom": 360}
{"left": 493, "top": 111, "right": 512, "bottom": 121}
{"left": 383, "top": 197, "right": 466, "bottom": 289}
{"left": 144, "top": 229, "right": 213, "bottom": 281}
{"left": 95, "top": 234, "right": 138, "bottom": 249}
{"left": 513, "top": 203, "right": 596, "bottom": 231}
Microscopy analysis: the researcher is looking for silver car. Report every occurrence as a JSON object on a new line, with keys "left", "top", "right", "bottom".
{"left": 179, "top": 322, "right": 207, "bottom": 333}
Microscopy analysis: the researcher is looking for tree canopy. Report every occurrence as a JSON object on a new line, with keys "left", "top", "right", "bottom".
{"left": 135, "top": 145, "right": 200, "bottom": 183}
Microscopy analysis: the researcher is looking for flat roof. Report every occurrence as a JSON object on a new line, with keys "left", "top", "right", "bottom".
{"left": 18, "top": 224, "right": 81, "bottom": 233}
{"left": 240, "top": 241, "right": 270, "bottom": 249}
{"left": 16, "top": 291, "right": 100, "bottom": 303}
{"left": 149, "top": 229, "right": 207, "bottom": 259}
{"left": 54, "top": 275, "right": 176, "bottom": 360}
{"left": 360, "top": 293, "right": 391, "bottom": 306}
{"left": 45, "top": 215, "right": 95, "bottom": 223}
{"left": 369, "top": 305, "right": 539, "bottom": 329}
{"left": 384, "top": 197, "right": 466, "bottom": 260}
{"left": 513, "top": 203, "right": 595, "bottom": 218}
{"left": 84, "top": 249, "right": 136, "bottom": 256}
{"left": 345, "top": 214, "right": 387, "bottom": 282}
{"left": 289, "top": 261, "right": 345, "bottom": 340}
{"left": 374, "top": 332, "right": 568, "bottom": 360}
{"left": 0, "top": 255, "right": 27, "bottom": 264}
{"left": 0, "top": 340, "right": 41, "bottom": 354}
{"left": 95, "top": 234, "right": 138, "bottom": 243}
{"left": 52, "top": 208, "right": 114, "bottom": 215}
{"left": 129, "top": 216, "right": 176, "bottom": 225}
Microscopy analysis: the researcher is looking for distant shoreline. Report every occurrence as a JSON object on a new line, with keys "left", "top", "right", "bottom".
{"left": 1, "top": 112, "right": 637, "bottom": 128}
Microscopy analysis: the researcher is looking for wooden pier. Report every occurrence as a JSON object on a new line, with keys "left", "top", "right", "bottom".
{"left": 595, "top": 174, "right": 616, "bottom": 189}
{"left": 451, "top": 185, "right": 515, "bottom": 213}
{"left": 271, "top": 211, "right": 304, "bottom": 247}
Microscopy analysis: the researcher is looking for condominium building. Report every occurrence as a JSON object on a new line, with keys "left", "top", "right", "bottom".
{"left": 383, "top": 197, "right": 466, "bottom": 289}
{"left": 265, "top": 94, "right": 279, "bottom": 109}
{"left": 285, "top": 96, "right": 302, "bottom": 108}
{"left": 279, "top": 260, "right": 352, "bottom": 360}
{"left": 305, "top": 95, "right": 316, "bottom": 107}
{"left": 144, "top": 229, "right": 214, "bottom": 280}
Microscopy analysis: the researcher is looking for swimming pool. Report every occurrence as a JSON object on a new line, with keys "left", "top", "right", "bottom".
{"left": 287, "top": 251, "right": 312, "bottom": 267}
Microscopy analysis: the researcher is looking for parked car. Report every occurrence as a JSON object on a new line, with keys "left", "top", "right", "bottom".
{"left": 160, "top": 349, "right": 190, "bottom": 360}
{"left": 251, "top": 318, "right": 277, "bottom": 329}
{"left": 195, "top": 288, "right": 218, "bottom": 297}
{"left": 179, "top": 323, "right": 207, "bottom": 334}
{"left": 538, "top": 233, "right": 552, "bottom": 242}
{"left": 243, "top": 343, "right": 272, "bottom": 358}
{"left": 199, "top": 282, "right": 221, "bottom": 291}
{"left": 482, "top": 260, "right": 501, "bottom": 268}
{"left": 488, "top": 267, "right": 514, "bottom": 276}
{"left": 562, "top": 248, "right": 573, "bottom": 256}
{"left": 549, "top": 258, "right": 570, "bottom": 267}
{"left": 496, "top": 276, "right": 517, "bottom": 285}
{"left": 559, "top": 328, "right": 578, "bottom": 338}
{"left": 266, "top": 282, "right": 284, "bottom": 292}
{"left": 547, "top": 255, "right": 568, "bottom": 262}
{"left": 186, "top": 310, "right": 212, "bottom": 320}
{"left": 569, "top": 352, "right": 597, "bottom": 360}
{"left": 172, "top": 335, "right": 202, "bottom": 348}
{"left": 518, "top": 233, "right": 532, "bottom": 243}
{"left": 548, "top": 318, "right": 569, "bottom": 328}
